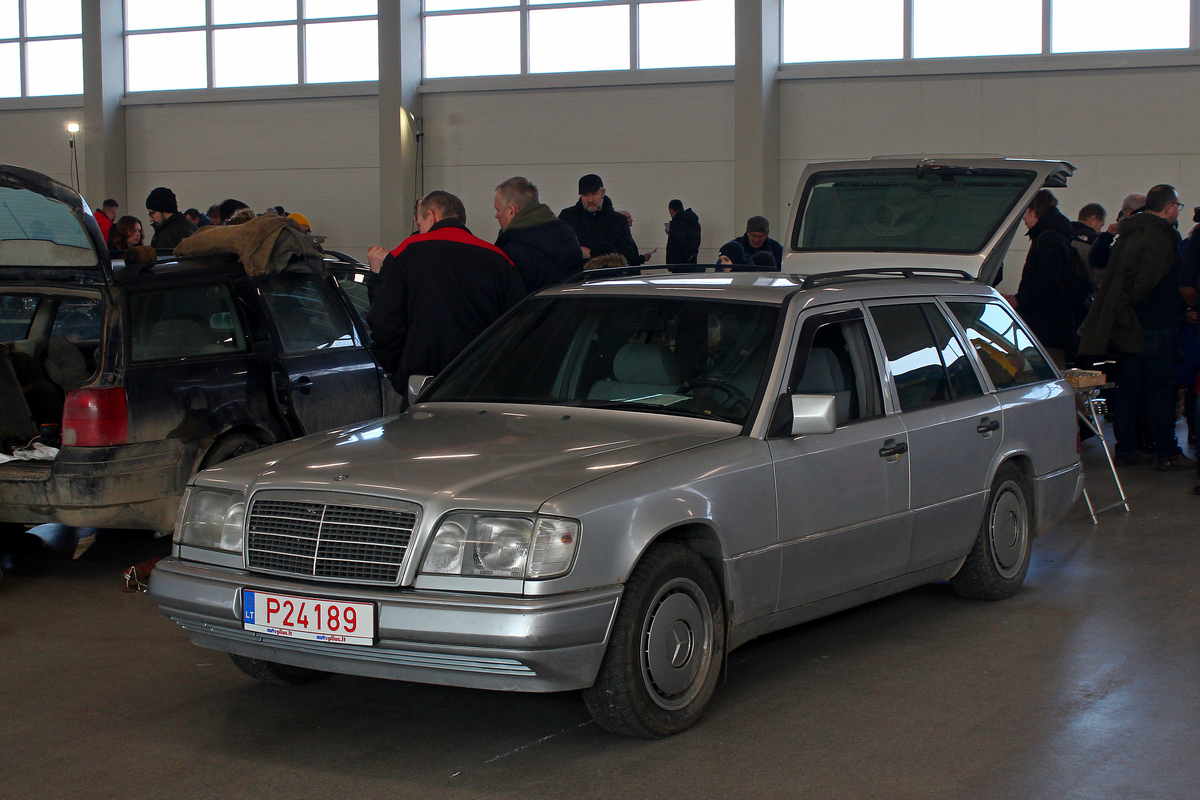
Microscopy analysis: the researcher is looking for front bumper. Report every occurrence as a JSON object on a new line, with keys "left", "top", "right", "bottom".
{"left": 0, "top": 439, "right": 194, "bottom": 530}
{"left": 149, "top": 557, "right": 623, "bottom": 693}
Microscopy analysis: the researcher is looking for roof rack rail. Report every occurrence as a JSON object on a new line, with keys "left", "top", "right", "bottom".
{"left": 797, "top": 267, "right": 975, "bottom": 290}
{"left": 563, "top": 264, "right": 717, "bottom": 284}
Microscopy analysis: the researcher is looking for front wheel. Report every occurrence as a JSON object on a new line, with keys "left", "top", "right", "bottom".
{"left": 951, "top": 462, "right": 1033, "bottom": 600}
{"left": 582, "top": 543, "right": 725, "bottom": 738}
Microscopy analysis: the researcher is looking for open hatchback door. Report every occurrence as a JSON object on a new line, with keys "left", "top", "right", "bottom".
{"left": 0, "top": 164, "right": 110, "bottom": 285}
{"left": 781, "top": 156, "right": 1075, "bottom": 284}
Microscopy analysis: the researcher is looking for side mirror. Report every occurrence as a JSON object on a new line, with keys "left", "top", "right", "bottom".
{"left": 790, "top": 394, "right": 837, "bottom": 435}
{"left": 407, "top": 374, "right": 432, "bottom": 405}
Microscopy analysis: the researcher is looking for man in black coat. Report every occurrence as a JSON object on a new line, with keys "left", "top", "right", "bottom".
{"left": 734, "top": 216, "right": 783, "bottom": 269}
{"left": 559, "top": 173, "right": 648, "bottom": 266}
{"left": 494, "top": 176, "right": 582, "bottom": 292}
{"left": 145, "top": 187, "right": 196, "bottom": 250}
{"left": 665, "top": 199, "right": 701, "bottom": 265}
{"left": 367, "top": 191, "right": 526, "bottom": 396}
{"left": 1015, "top": 189, "right": 1089, "bottom": 366}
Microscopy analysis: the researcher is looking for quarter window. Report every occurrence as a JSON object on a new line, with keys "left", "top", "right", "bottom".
{"left": 946, "top": 301, "right": 1057, "bottom": 390}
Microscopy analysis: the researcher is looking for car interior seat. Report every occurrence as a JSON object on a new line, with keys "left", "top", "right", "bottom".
{"left": 797, "top": 346, "right": 851, "bottom": 424}
{"left": 587, "top": 342, "right": 685, "bottom": 401}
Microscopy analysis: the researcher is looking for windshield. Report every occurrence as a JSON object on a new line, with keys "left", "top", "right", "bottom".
{"left": 427, "top": 296, "right": 780, "bottom": 425}
{"left": 0, "top": 185, "right": 97, "bottom": 267}
{"left": 792, "top": 168, "right": 1037, "bottom": 254}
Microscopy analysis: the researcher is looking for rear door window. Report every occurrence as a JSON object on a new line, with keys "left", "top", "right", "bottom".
{"left": 946, "top": 301, "right": 1057, "bottom": 389}
{"left": 129, "top": 284, "right": 249, "bottom": 362}
{"left": 869, "top": 302, "right": 982, "bottom": 411}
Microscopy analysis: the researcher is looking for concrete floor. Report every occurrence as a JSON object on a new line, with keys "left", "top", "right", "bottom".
{"left": 2, "top": 433, "right": 1198, "bottom": 800}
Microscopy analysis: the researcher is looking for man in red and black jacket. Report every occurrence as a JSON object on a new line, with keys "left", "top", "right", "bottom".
{"left": 367, "top": 191, "right": 527, "bottom": 397}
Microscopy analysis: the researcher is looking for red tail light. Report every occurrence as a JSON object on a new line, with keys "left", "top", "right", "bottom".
{"left": 62, "top": 388, "right": 129, "bottom": 447}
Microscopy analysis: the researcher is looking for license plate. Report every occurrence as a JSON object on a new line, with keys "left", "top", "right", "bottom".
{"left": 242, "top": 590, "right": 375, "bottom": 646}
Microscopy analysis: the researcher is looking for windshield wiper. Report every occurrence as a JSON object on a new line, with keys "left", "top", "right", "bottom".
{"left": 577, "top": 401, "right": 728, "bottom": 422}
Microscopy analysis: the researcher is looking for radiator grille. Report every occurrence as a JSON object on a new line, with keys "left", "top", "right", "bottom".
{"left": 246, "top": 497, "right": 417, "bottom": 585}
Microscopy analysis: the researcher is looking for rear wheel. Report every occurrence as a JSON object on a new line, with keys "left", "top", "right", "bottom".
{"left": 200, "top": 432, "right": 264, "bottom": 470}
{"left": 951, "top": 462, "right": 1033, "bottom": 600}
{"left": 582, "top": 543, "right": 725, "bottom": 738}
{"left": 228, "top": 654, "right": 329, "bottom": 686}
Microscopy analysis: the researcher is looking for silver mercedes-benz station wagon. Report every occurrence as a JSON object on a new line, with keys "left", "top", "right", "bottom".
{"left": 151, "top": 157, "right": 1083, "bottom": 738}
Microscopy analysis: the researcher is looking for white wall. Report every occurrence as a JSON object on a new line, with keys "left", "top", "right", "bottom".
{"left": 123, "top": 95, "right": 380, "bottom": 259}
{"left": 2, "top": 106, "right": 87, "bottom": 195}
{"left": 5, "top": 64, "right": 1200, "bottom": 284}
{"left": 422, "top": 81, "right": 735, "bottom": 262}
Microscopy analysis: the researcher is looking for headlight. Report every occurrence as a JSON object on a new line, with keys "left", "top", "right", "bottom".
{"left": 421, "top": 512, "right": 580, "bottom": 579}
{"left": 173, "top": 487, "right": 246, "bottom": 553}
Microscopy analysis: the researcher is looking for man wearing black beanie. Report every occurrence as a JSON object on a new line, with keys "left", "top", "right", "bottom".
{"left": 145, "top": 186, "right": 196, "bottom": 250}
{"left": 558, "top": 173, "right": 648, "bottom": 266}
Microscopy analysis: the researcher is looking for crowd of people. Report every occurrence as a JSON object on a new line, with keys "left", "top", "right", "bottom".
{"left": 1013, "top": 183, "right": 1200, "bottom": 491}
{"left": 362, "top": 173, "right": 790, "bottom": 402}
{"left": 92, "top": 190, "right": 314, "bottom": 255}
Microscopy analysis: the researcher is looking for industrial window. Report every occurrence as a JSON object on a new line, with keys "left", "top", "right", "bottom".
{"left": 0, "top": 0, "right": 83, "bottom": 98}
{"left": 423, "top": 0, "right": 735, "bottom": 80}
{"left": 782, "top": 0, "right": 1191, "bottom": 64}
{"left": 124, "top": 0, "right": 378, "bottom": 93}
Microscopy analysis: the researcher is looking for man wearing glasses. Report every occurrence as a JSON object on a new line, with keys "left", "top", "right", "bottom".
{"left": 145, "top": 186, "right": 197, "bottom": 251}
{"left": 1080, "top": 184, "right": 1196, "bottom": 471}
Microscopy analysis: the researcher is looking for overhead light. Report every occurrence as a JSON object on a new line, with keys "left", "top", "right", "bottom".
{"left": 66, "top": 122, "right": 80, "bottom": 133}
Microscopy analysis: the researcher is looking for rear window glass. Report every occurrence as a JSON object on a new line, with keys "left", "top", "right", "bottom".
{"left": 947, "top": 301, "right": 1057, "bottom": 389}
{"left": 0, "top": 185, "right": 98, "bottom": 267}
{"left": 792, "top": 168, "right": 1037, "bottom": 254}
{"left": 0, "top": 295, "right": 40, "bottom": 341}
{"left": 51, "top": 297, "right": 104, "bottom": 341}
{"left": 129, "top": 284, "right": 249, "bottom": 362}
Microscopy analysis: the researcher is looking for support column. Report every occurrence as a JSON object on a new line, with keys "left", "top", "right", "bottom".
{"left": 733, "top": 0, "right": 781, "bottom": 235}
{"left": 378, "top": 0, "right": 423, "bottom": 247}
{"left": 81, "top": 0, "right": 126, "bottom": 209}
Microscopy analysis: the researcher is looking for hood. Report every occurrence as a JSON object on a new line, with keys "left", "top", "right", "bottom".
{"left": 504, "top": 202, "right": 559, "bottom": 232}
{"left": 1117, "top": 211, "right": 1175, "bottom": 237}
{"left": 781, "top": 156, "right": 1075, "bottom": 284}
{"left": 199, "top": 403, "right": 738, "bottom": 513}
{"left": 0, "top": 164, "right": 110, "bottom": 284}
{"left": 674, "top": 208, "right": 699, "bottom": 226}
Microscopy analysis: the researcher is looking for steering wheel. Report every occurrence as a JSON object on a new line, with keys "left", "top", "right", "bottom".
{"left": 676, "top": 377, "right": 752, "bottom": 416}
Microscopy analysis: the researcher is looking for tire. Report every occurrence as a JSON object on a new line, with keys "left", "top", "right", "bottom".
{"left": 200, "top": 432, "right": 264, "bottom": 470}
{"left": 582, "top": 543, "right": 725, "bottom": 738}
{"left": 228, "top": 654, "right": 330, "bottom": 686}
{"left": 951, "top": 462, "right": 1033, "bottom": 600}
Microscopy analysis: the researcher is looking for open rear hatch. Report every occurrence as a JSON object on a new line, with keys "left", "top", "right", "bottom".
{"left": 0, "top": 164, "right": 110, "bottom": 285}
{"left": 781, "top": 156, "right": 1075, "bottom": 284}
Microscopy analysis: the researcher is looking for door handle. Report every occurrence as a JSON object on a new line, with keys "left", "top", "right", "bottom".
{"left": 291, "top": 376, "right": 314, "bottom": 395}
{"left": 878, "top": 439, "right": 908, "bottom": 458}
{"left": 976, "top": 418, "right": 1000, "bottom": 434}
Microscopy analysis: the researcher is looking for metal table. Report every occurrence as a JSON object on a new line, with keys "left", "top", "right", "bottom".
{"left": 1076, "top": 384, "right": 1129, "bottom": 523}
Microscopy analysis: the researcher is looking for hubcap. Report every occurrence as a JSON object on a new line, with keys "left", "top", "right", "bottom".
{"left": 990, "top": 481, "right": 1028, "bottom": 577}
{"left": 641, "top": 578, "right": 712, "bottom": 710}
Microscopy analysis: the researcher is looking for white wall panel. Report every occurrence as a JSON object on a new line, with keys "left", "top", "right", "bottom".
{"left": 125, "top": 96, "right": 379, "bottom": 260}
{"left": 1, "top": 107, "right": 88, "bottom": 198}
{"left": 421, "top": 83, "right": 736, "bottom": 261}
